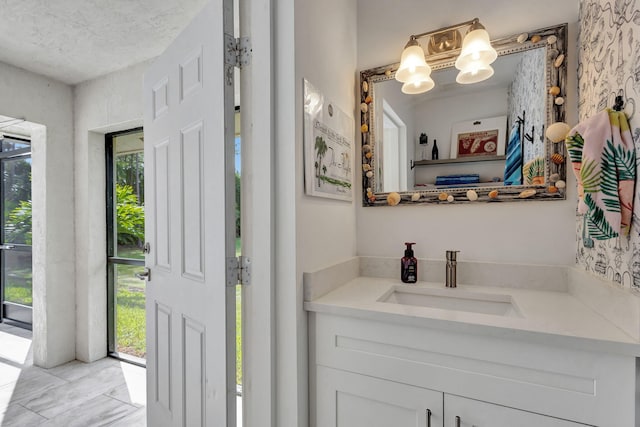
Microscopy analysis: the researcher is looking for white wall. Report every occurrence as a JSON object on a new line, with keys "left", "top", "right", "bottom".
{"left": 273, "top": 0, "right": 358, "bottom": 425}
{"left": 356, "top": 1, "right": 580, "bottom": 265}
{"left": 73, "top": 61, "right": 149, "bottom": 362}
{"left": 296, "top": 4, "right": 358, "bottom": 272}
{"left": 413, "top": 87, "right": 508, "bottom": 186}
{"left": 0, "top": 61, "right": 75, "bottom": 368}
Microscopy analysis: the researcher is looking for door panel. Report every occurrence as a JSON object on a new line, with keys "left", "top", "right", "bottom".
{"left": 179, "top": 48, "right": 203, "bottom": 101}
{"left": 154, "top": 302, "right": 173, "bottom": 411}
{"left": 183, "top": 317, "right": 205, "bottom": 426}
{"left": 153, "top": 140, "right": 171, "bottom": 271}
{"left": 180, "top": 122, "right": 204, "bottom": 280}
{"left": 144, "top": 0, "right": 236, "bottom": 425}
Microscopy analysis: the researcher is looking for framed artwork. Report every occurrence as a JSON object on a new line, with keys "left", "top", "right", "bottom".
{"left": 450, "top": 116, "right": 507, "bottom": 159}
{"left": 303, "top": 79, "right": 353, "bottom": 201}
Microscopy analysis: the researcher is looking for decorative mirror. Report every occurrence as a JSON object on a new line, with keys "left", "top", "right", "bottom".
{"left": 360, "top": 23, "right": 568, "bottom": 206}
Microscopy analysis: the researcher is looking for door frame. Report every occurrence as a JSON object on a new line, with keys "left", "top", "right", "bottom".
{"left": 238, "top": 0, "right": 277, "bottom": 424}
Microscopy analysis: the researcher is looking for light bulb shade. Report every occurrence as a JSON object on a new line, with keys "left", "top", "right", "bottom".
{"left": 401, "top": 75, "right": 435, "bottom": 94}
{"left": 455, "top": 28, "right": 497, "bottom": 70}
{"left": 396, "top": 43, "right": 431, "bottom": 83}
{"left": 456, "top": 62, "right": 494, "bottom": 84}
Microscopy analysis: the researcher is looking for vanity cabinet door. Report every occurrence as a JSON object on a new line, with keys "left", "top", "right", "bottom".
{"left": 316, "top": 366, "right": 443, "bottom": 427}
{"left": 444, "top": 394, "right": 591, "bottom": 427}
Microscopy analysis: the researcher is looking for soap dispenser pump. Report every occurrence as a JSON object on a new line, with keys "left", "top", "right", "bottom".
{"left": 401, "top": 242, "right": 418, "bottom": 283}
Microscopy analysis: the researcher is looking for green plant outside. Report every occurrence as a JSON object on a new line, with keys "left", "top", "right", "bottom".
{"left": 116, "top": 184, "right": 145, "bottom": 246}
{"left": 5, "top": 200, "right": 32, "bottom": 245}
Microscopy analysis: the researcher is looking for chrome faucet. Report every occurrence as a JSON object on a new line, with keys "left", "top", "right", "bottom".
{"left": 445, "top": 250, "right": 459, "bottom": 288}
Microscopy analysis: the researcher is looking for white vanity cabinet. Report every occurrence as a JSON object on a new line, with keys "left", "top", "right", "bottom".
{"left": 444, "top": 395, "right": 588, "bottom": 426}
{"left": 315, "top": 366, "right": 588, "bottom": 427}
{"left": 316, "top": 366, "right": 443, "bottom": 427}
{"left": 309, "top": 312, "right": 637, "bottom": 427}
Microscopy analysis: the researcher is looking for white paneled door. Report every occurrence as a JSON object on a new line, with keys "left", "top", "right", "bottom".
{"left": 143, "top": 0, "right": 237, "bottom": 426}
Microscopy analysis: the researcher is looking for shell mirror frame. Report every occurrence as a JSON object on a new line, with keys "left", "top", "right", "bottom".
{"left": 360, "top": 23, "right": 568, "bottom": 206}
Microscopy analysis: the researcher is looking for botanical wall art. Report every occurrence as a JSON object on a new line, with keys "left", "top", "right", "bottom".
{"left": 576, "top": 0, "right": 640, "bottom": 289}
{"left": 303, "top": 79, "right": 354, "bottom": 201}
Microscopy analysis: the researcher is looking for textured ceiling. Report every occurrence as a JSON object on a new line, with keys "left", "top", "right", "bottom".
{"left": 0, "top": 0, "right": 209, "bottom": 85}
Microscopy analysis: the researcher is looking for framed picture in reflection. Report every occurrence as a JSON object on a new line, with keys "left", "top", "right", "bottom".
{"left": 450, "top": 116, "right": 507, "bottom": 159}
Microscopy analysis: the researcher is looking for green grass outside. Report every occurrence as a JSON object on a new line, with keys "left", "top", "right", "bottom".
{"left": 4, "top": 282, "right": 32, "bottom": 306}
{"left": 4, "top": 267, "right": 34, "bottom": 306}
{"left": 116, "top": 284, "right": 146, "bottom": 358}
{"left": 115, "top": 260, "right": 147, "bottom": 358}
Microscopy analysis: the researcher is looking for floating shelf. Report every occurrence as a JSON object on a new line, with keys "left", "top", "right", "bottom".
{"left": 413, "top": 155, "right": 506, "bottom": 166}
{"left": 415, "top": 181, "right": 505, "bottom": 189}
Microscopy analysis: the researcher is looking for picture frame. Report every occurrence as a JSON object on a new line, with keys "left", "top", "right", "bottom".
{"left": 303, "top": 79, "right": 354, "bottom": 201}
{"left": 450, "top": 116, "right": 507, "bottom": 159}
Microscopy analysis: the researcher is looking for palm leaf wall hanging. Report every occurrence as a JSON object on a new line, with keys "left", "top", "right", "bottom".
{"left": 584, "top": 193, "right": 619, "bottom": 240}
{"left": 580, "top": 158, "right": 601, "bottom": 193}
{"left": 565, "top": 132, "right": 584, "bottom": 164}
{"left": 610, "top": 139, "right": 637, "bottom": 181}
{"left": 600, "top": 140, "right": 623, "bottom": 212}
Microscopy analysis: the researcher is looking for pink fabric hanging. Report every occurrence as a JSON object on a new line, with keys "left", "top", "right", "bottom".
{"left": 565, "top": 109, "right": 636, "bottom": 239}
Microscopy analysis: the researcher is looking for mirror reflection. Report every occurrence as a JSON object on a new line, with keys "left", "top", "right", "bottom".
{"left": 376, "top": 48, "right": 546, "bottom": 193}
{"left": 361, "top": 24, "right": 568, "bottom": 205}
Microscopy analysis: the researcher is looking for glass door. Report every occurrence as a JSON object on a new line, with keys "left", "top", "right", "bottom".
{"left": 106, "top": 128, "right": 146, "bottom": 364}
{"left": 0, "top": 135, "right": 32, "bottom": 328}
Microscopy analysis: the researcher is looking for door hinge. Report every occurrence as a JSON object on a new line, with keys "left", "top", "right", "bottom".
{"left": 226, "top": 256, "right": 251, "bottom": 287}
{"left": 224, "top": 34, "right": 251, "bottom": 68}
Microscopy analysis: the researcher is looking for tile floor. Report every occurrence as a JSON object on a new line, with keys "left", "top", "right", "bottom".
{"left": 0, "top": 323, "right": 146, "bottom": 426}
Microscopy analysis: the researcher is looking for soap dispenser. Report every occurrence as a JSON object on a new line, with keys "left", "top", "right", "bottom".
{"left": 401, "top": 242, "right": 418, "bottom": 283}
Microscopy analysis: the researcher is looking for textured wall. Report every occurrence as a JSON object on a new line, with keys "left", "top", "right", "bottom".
{"left": 576, "top": 0, "right": 640, "bottom": 289}
{"left": 73, "top": 61, "right": 148, "bottom": 362}
{"left": 508, "top": 48, "right": 546, "bottom": 164}
{"left": 0, "top": 61, "right": 76, "bottom": 368}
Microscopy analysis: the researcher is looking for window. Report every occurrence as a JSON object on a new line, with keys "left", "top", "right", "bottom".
{"left": 106, "top": 128, "right": 146, "bottom": 364}
{"left": 0, "top": 134, "right": 32, "bottom": 328}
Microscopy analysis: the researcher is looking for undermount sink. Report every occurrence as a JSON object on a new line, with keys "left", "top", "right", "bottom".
{"left": 378, "top": 286, "right": 522, "bottom": 317}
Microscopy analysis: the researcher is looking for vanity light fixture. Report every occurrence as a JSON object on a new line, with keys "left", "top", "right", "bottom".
{"left": 395, "top": 18, "right": 498, "bottom": 93}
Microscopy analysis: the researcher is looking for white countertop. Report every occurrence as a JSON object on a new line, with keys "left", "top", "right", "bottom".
{"left": 304, "top": 276, "right": 640, "bottom": 356}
